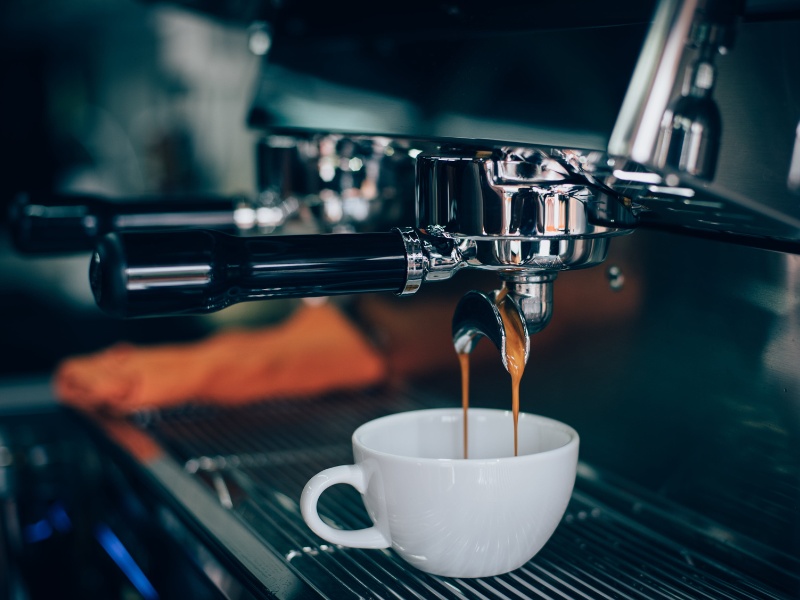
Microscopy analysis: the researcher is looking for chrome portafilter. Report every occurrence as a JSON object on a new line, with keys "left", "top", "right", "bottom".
{"left": 415, "top": 148, "right": 632, "bottom": 371}
{"left": 87, "top": 146, "right": 633, "bottom": 382}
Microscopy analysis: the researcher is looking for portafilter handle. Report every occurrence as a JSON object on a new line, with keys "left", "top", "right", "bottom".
{"left": 89, "top": 228, "right": 458, "bottom": 318}
{"left": 9, "top": 192, "right": 251, "bottom": 254}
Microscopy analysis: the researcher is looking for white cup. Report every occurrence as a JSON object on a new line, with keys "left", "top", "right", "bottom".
{"left": 300, "top": 408, "right": 579, "bottom": 578}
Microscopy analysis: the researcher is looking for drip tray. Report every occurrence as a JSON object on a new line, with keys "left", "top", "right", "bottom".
{"left": 138, "top": 388, "right": 800, "bottom": 599}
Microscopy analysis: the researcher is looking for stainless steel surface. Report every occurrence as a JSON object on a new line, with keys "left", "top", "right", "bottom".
{"left": 452, "top": 290, "right": 530, "bottom": 371}
{"left": 653, "top": 45, "right": 722, "bottom": 179}
{"left": 620, "top": 0, "right": 742, "bottom": 178}
{"left": 250, "top": 0, "right": 800, "bottom": 248}
{"left": 609, "top": 0, "right": 703, "bottom": 167}
{"left": 416, "top": 149, "right": 632, "bottom": 243}
{"left": 790, "top": 120, "right": 800, "bottom": 193}
{"left": 501, "top": 272, "right": 557, "bottom": 337}
{"left": 416, "top": 147, "right": 631, "bottom": 363}
{"left": 256, "top": 133, "right": 424, "bottom": 234}
{"left": 0, "top": 391, "right": 264, "bottom": 599}
{"left": 451, "top": 274, "right": 557, "bottom": 372}
{"left": 395, "top": 227, "right": 466, "bottom": 297}
{"left": 125, "top": 387, "right": 800, "bottom": 599}
{"left": 147, "top": 455, "right": 317, "bottom": 598}
{"left": 608, "top": 0, "right": 800, "bottom": 238}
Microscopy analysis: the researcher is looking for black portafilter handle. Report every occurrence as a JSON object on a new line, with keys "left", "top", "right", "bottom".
{"left": 9, "top": 191, "right": 242, "bottom": 254}
{"left": 90, "top": 229, "right": 409, "bottom": 318}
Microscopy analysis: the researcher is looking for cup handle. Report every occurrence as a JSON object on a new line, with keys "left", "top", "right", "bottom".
{"left": 300, "top": 464, "right": 390, "bottom": 549}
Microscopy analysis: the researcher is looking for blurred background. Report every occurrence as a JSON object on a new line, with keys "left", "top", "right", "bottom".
{"left": 0, "top": 0, "right": 268, "bottom": 378}
{"left": 1, "top": 0, "right": 799, "bottom": 522}
{"left": 0, "top": 0, "right": 799, "bottom": 597}
{"left": 2, "top": 0, "right": 800, "bottom": 488}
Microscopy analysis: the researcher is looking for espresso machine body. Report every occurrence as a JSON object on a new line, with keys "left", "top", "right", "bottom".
{"left": 1, "top": 0, "right": 800, "bottom": 598}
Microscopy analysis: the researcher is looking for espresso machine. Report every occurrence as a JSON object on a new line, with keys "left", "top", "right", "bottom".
{"left": 1, "top": 0, "right": 800, "bottom": 597}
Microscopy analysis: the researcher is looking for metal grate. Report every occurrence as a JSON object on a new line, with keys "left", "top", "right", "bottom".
{"left": 139, "top": 388, "right": 800, "bottom": 599}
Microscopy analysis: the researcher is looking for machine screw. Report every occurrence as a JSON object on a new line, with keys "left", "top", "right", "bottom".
{"left": 607, "top": 265, "right": 625, "bottom": 291}
{"left": 248, "top": 22, "right": 272, "bottom": 56}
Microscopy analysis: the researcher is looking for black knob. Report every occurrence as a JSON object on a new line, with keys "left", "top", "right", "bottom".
{"left": 91, "top": 229, "right": 409, "bottom": 318}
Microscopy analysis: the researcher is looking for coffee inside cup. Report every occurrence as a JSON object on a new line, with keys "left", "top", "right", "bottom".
{"left": 356, "top": 409, "right": 572, "bottom": 460}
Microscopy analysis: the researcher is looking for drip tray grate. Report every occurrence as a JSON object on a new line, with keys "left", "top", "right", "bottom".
{"left": 140, "top": 388, "right": 800, "bottom": 599}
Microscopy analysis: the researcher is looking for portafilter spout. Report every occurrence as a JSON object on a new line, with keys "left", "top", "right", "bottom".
{"left": 452, "top": 290, "right": 528, "bottom": 373}
{"left": 501, "top": 272, "right": 556, "bottom": 337}
{"left": 451, "top": 273, "right": 555, "bottom": 372}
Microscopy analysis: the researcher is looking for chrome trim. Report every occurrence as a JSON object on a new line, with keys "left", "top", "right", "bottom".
{"left": 416, "top": 227, "right": 466, "bottom": 282}
{"left": 125, "top": 265, "right": 212, "bottom": 291}
{"left": 609, "top": 0, "right": 700, "bottom": 165}
{"left": 416, "top": 150, "right": 631, "bottom": 240}
{"left": 394, "top": 227, "right": 425, "bottom": 296}
{"left": 790, "top": 120, "right": 800, "bottom": 194}
{"left": 501, "top": 272, "right": 557, "bottom": 338}
{"left": 88, "top": 416, "right": 317, "bottom": 600}
{"left": 394, "top": 227, "right": 468, "bottom": 296}
{"left": 452, "top": 290, "right": 526, "bottom": 371}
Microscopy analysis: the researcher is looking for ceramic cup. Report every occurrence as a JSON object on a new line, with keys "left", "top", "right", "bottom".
{"left": 300, "top": 408, "right": 579, "bottom": 578}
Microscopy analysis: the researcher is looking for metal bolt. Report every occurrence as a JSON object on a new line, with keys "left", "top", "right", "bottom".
{"left": 248, "top": 22, "right": 272, "bottom": 56}
{"left": 606, "top": 265, "right": 625, "bottom": 291}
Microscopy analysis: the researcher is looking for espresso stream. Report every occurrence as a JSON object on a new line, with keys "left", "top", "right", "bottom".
{"left": 459, "top": 288, "right": 527, "bottom": 458}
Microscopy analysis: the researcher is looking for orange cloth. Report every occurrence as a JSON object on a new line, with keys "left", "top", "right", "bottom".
{"left": 54, "top": 303, "right": 387, "bottom": 415}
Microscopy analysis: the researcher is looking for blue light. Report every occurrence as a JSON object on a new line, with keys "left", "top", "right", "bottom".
{"left": 23, "top": 519, "right": 53, "bottom": 544}
{"left": 94, "top": 523, "right": 159, "bottom": 600}
{"left": 48, "top": 502, "right": 72, "bottom": 533}
{"left": 21, "top": 502, "right": 74, "bottom": 544}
